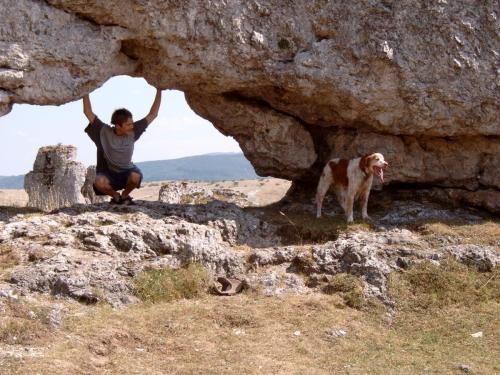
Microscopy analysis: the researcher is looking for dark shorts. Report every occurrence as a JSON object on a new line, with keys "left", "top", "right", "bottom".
{"left": 93, "top": 166, "right": 143, "bottom": 196}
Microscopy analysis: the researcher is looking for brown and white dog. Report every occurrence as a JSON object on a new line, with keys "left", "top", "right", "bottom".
{"left": 315, "top": 153, "right": 388, "bottom": 223}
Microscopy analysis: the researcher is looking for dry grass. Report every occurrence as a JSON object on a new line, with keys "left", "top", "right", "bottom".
{"left": 0, "top": 299, "right": 54, "bottom": 346}
{"left": 0, "top": 244, "right": 21, "bottom": 273}
{"left": 3, "top": 285, "right": 499, "bottom": 375}
{"left": 320, "top": 273, "right": 367, "bottom": 309}
{"left": 388, "top": 259, "right": 500, "bottom": 311}
{"left": 133, "top": 263, "right": 211, "bottom": 303}
{"left": 418, "top": 220, "right": 500, "bottom": 246}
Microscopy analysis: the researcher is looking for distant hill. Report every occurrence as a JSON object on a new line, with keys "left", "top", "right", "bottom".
{"left": 0, "top": 153, "right": 259, "bottom": 189}
{"left": 0, "top": 175, "right": 25, "bottom": 189}
{"left": 137, "top": 153, "right": 259, "bottom": 182}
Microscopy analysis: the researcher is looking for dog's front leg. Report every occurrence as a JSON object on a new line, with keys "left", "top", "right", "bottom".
{"left": 344, "top": 193, "right": 355, "bottom": 223}
{"left": 360, "top": 178, "right": 373, "bottom": 221}
{"left": 360, "top": 190, "right": 371, "bottom": 221}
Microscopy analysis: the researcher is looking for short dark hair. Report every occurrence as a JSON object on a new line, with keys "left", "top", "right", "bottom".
{"left": 111, "top": 108, "right": 132, "bottom": 126}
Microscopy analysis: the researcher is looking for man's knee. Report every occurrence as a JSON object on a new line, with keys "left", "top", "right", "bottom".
{"left": 94, "top": 175, "right": 110, "bottom": 189}
{"left": 127, "top": 172, "right": 141, "bottom": 186}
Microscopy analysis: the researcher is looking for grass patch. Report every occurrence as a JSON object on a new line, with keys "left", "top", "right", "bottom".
{"left": 321, "top": 273, "right": 367, "bottom": 309}
{"left": 0, "top": 299, "right": 53, "bottom": 345}
{"left": 0, "top": 244, "right": 21, "bottom": 271}
{"left": 278, "top": 37, "right": 291, "bottom": 49}
{"left": 133, "top": 263, "right": 210, "bottom": 303}
{"left": 388, "top": 258, "right": 500, "bottom": 312}
{"left": 3, "top": 293, "right": 499, "bottom": 375}
{"left": 419, "top": 220, "right": 500, "bottom": 246}
{"left": 0, "top": 319, "right": 49, "bottom": 345}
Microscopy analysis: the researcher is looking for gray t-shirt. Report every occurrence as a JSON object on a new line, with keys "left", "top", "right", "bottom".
{"left": 85, "top": 116, "right": 149, "bottom": 173}
{"left": 100, "top": 126, "right": 135, "bottom": 171}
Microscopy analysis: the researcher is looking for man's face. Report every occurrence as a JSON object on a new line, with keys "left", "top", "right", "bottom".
{"left": 116, "top": 117, "right": 134, "bottom": 136}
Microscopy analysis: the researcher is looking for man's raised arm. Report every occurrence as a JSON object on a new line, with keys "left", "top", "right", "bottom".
{"left": 83, "top": 94, "right": 96, "bottom": 124}
{"left": 145, "top": 88, "right": 162, "bottom": 124}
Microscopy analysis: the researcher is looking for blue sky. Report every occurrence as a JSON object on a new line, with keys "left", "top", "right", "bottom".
{"left": 0, "top": 76, "right": 241, "bottom": 176}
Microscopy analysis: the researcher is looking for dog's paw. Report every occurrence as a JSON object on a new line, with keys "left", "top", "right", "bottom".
{"left": 362, "top": 215, "right": 372, "bottom": 222}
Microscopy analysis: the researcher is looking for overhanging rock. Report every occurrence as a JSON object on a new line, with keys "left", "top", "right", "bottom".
{"left": 1, "top": 0, "right": 499, "bottom": 210}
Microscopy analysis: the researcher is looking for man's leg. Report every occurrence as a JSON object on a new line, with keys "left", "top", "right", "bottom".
{"left": 121, "top": 172, "right": 141, "bottom": 199}
{"left": 94, "top": 175, "right": 120, "bottom": 201}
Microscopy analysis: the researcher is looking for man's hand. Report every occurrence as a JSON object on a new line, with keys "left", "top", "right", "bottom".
{"left": 83, "top": 94, "right": 96, "bottom": 123}
{"left": 145, "top": 88, "right": 162, "bottom": 124}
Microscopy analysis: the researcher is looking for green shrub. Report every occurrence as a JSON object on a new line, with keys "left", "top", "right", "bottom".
{"left": 278, "top": 38, "right": 291, "bottom": 49}
{"left": 133, "top": 263, "right": 210, "bottom": 303}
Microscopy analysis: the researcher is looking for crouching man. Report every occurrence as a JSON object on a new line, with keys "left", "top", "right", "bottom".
{"left": 82, "top": 86, "right": 162, "bottom": 205}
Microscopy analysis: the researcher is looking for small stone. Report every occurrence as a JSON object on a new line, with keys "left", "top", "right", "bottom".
{"left": 293, "top": 330, "right": 301, "bottom": 336}
{"left": 325, "top": 328, "right": 348, "bottom": 339}
{"left": 233, "top": 328, "right": 245, "bottom": 336}
{"left": 459, "top": 364, "right": 471, "bottom": 373}
{"left": 470, "top": 331, "right": 483, "bottom": 338}
{"left": 0, "top": 289, "right": 19, "bottom": 300}
{"left": 251, "top": 31, "right": 265, "bottom": 46}
{"left": 381, "top": 41, "right": 393, "bottom": 60}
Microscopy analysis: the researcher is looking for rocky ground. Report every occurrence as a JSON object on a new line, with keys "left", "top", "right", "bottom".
{"left": 0, "top": 179, "right": 499, "bottom": 374}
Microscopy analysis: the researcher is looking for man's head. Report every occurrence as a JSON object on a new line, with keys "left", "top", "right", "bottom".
{"left": 111, "top": 108, "right": 133, "bottom": 136}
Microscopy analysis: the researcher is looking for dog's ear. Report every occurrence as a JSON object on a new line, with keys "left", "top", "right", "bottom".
{"left": 359, "top": 154, "right": 374, "bottom": 174}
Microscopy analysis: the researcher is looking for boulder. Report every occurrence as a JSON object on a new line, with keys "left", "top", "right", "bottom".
{"left": 24, "top": 144, "right": 86, "bottom": 211}
{"left": 158, "top": 181, "right": 249, "bottom": 206}
{"left": 158, "top": 181, "right": 214, "bottom": 205}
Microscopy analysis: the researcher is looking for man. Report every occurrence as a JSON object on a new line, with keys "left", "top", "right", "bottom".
{"left": 82, "top": 87, "right": 162, "bottom": 205}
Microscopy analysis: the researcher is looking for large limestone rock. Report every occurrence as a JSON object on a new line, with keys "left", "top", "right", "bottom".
{"left": 158, "top": 181, "right": 248, "bottom": 206}
{"left": 1, "top": 196, "right": 497, "bottom": 306}
{"left": 1, "top": 1, "right": 499, "bottom": 210}
{"left": 24, "top": 144, "right": 87, "bottom": 211}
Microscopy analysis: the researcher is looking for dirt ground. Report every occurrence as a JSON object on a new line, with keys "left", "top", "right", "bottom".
{"left": 0, "top": 178, "right": 292, "bottom": 208}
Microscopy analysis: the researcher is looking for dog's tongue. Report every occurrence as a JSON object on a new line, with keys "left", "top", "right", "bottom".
{"left": 374, "top": 166, "right": 384, "bottom": 183}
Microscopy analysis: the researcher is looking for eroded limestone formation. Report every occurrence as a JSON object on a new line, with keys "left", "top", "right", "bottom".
{"left": 81, "top": 165, "right": 108, "bottom": 204}
{"left": 1, "top": 0, "right": 499, "bottom": 210}
{"left": 24, "top": 144, "right": 87, "bottom": 211}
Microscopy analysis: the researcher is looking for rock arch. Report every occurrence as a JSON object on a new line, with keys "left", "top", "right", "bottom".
{"left": 1, "top": 0, "right": 498, "bottom": 210}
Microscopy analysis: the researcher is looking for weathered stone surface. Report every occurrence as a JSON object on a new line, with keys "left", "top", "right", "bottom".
{"left": 158, "top": 181, "right": 211, "bottom": 205}
{"left": 1, "top": 0, "right": 499, "bottom": 209}
{"left": 1, "top": 195, "right": 497, "bottom": 307}
{"left": 24, "top": 145, "right": 87, "bottom": 211}
{"left": 81, "top": 166, "right": 107, "bottom": 204}
{"left": 186, "top": 93, "right": 317, "bottom": 179}
{"left": 158, "top": 180, "right": 250, "bottom": 207}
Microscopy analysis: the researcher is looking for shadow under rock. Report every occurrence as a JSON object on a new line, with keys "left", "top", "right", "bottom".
{"left": 0, "top": 206, "right": 43, "bottom": 223}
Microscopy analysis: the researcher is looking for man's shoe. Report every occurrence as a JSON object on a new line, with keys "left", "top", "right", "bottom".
{"left": 121, "top": 196, "right": 135, "bottom": 205}
{"left": 109, "top": 196, "right": 122, "bottom": 205}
